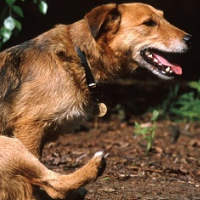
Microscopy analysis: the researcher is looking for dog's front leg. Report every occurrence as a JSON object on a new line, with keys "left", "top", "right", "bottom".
{"left": 1, "top": 136, "right": 106, "bottom": 200}
{"left": 40, "top": 151, "right": 106, "bottom": 199}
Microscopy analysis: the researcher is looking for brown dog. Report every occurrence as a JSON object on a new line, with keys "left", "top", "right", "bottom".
{"left": 0, "top": 3, "right": 191, "bottom": 200}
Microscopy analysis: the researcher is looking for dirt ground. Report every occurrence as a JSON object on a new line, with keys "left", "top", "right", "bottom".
{"left": 42, "top": 77, "right": 200, "bottom": 200}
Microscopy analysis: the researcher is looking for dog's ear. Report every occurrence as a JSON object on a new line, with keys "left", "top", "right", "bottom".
{"left": 85, "top": 4, "right": 121, "bottom": 38}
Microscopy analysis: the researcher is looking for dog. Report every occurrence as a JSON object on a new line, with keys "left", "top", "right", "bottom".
{"left": 0, "top": 3, "right": 191, "bottom": 200}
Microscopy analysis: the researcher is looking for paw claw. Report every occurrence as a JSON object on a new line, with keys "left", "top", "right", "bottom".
{"left": 94, "top": 151, "right": 104, "bottom": 158}
{"left": 93, "top": 151, "right": 106, "bottom": 177}
{"left": 97, "top": 156, "right": 106, "bottom": 177}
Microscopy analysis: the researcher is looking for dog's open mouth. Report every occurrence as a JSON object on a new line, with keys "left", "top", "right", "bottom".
{"left": 141, "top": 49, "right": 182, "bottom": 79}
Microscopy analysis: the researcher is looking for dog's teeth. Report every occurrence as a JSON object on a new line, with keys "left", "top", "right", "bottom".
{"left": 145, "top": 51, "right": 153, "bottom": 58}
{"left": 158, "top": 63, "right": 162, "bottom": 66}
{"left": 153, "top": 58, "right": 159, "bottom": 63}
{"left": 170, "top": 70, "right": 173, "bottom": 73}
{"left": 165, "top": 67, "right": 170, "bottom": 72}
{"left": 145, "top": 51, "right": 150, "bottom": 55}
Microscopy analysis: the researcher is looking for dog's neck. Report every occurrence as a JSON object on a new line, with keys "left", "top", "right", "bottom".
{"left": 75, "top": 46, "right": 103, "bottom": 104}
{"left": 75, "top": 47, "right": 96, "bottom": 88}
{"left": 69, "top": 21, "right": 128, "bottom": 81}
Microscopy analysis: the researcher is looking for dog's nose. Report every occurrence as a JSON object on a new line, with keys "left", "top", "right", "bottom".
{"left": 183, "top": 34, "right": 192, "bottom": 48}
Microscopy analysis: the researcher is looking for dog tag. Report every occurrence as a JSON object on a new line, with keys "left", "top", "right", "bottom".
{"left": 98, "top": 103, "right": 107, "bottom": 117}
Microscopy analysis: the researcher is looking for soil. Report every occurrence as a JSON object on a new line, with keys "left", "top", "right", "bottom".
{"left": 42, "top": 77, "right": 200, "bottom": 200}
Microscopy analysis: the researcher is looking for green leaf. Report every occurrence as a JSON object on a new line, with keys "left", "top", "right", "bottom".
{"left": 0, "top": 28, "right": 12, "bottom": 43}
{"left": 12, "top": 5, "right": 24, "bottom": 18}
{"left": 5, "top": 0, "right": 16, "bottom": 7}
{"left": 151, "top": 110, "right": 159, "bottom": 121}
{"left": 4, "top": 16, "right": 16, "bottom": 31}
{"left": 188, "top": 79, "right": 200, "bottom": 93}
{"left": 39, "top": 1, "right": 48, "bottom": 14}
{"left": 14, "top": 19, "right": 22, "bottom": 31}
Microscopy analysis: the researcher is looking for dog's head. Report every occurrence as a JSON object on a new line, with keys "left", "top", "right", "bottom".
{"left": 85, "top": 3, "right": 192, "bottom": 79}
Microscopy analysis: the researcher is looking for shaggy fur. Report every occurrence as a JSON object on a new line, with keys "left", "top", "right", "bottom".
{"left": 0, "top": 136, "right": 105, "bottom": 200}
{"left": 0, "top": 3, "right": 191, "bottom": 200}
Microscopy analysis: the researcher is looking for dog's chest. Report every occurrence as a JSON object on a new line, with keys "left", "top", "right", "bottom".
{"left": 48, "top": 96, "right": 93, "bottom": 134}
{"left": 52, "top": 89, "right": 93, "bottom": 123}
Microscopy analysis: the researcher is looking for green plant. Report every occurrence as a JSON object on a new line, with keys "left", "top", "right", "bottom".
{"left": 0, "top": 0, "right": 48, "bottom": 50}
{"left": 134, "top": 110, "right": 159, "bottom": 154}
{"left": 169, "top": 79, "right": 200, "bottom": 121}
{"left": 156, "top": 84, "right": 179, "bottom": 118}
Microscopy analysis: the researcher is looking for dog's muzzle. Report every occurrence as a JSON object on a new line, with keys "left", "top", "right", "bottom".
{"left": 183, "top": 34, "right": 192, "bottom": 49}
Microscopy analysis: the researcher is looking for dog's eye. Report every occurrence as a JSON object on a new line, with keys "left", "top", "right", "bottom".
{"left": 143, "top": 19, "right": 157, "bottom": 26}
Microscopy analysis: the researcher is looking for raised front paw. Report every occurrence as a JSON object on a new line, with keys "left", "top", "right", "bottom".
{"left": 92, "top": 151, "right": 106, "bottom": 178}
{"left": 39, "top": 151, "right": 106, "bottom": 199}
{"left": 81, "top": 151, "right": 106, "bottom": 182}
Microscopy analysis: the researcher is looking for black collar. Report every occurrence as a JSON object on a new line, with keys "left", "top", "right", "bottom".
{"left": 75, "top": 47, "right": 103, "bottom": 103}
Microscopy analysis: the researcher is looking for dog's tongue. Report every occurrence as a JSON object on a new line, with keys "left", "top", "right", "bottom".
{"left": 153, "top": 53, "right": 182, "bottom": 75}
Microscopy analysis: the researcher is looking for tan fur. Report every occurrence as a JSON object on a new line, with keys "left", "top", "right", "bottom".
{"left": 0, "top": 136, "right": 105, "bottom": 200}
{"left": 0, "top": 3, "right": 191, "bottom": 199}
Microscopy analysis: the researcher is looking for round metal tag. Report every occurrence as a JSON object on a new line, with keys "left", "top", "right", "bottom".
{"left": 98, "top": 103, "right": 107, "bottom": 117}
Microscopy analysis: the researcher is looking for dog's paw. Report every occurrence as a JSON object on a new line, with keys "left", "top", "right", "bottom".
{"left": 70, "top": 151, "right": 106, "bottom": 187}
{"left": 90, "top": 151, "right": 106, "bottom": 178}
